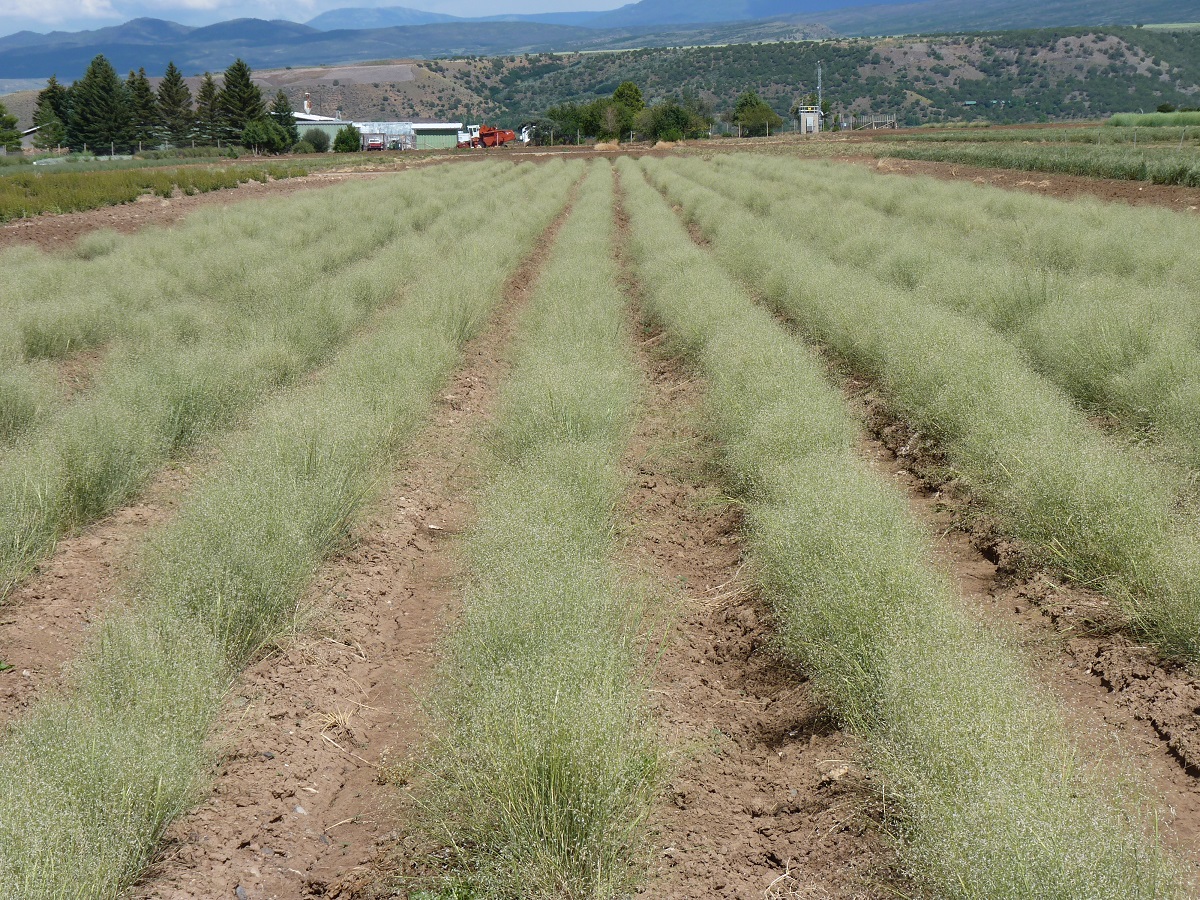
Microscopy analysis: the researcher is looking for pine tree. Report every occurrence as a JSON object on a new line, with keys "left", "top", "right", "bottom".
{"left": 269, "top": 90, "right": 299, "bottom": 146}
{"left": 66, "top": 54, "right": 134, "bottom": 154}
{"left": 194, "top": 73, "right": 221, "bottom": 146}
{"left": 217, "top": 59, "right": 264, "bottom": 143}
{"left": 126, "top": 67, "right": 158, "bottom": 150}
{"left": 156, "top": 61, "right": 194, "bottom": 147}
{"left": 31, "top": 103, "right": 65, "bottom": 150}
{"left": 32, "top": 77, "right": 69, "bottom": 150}
{"left": 0, "top": 102, "right": 19, "bottom": 153}
{"left": 37, "top": 75, "right": 71, "bottom": 126}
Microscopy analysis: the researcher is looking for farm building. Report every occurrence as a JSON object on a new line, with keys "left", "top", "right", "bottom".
{"left": 294, "top": 109, "right": 463, "bottom": 150}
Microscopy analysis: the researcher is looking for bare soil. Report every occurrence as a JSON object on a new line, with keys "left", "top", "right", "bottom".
{"left": 846, "top": 382, "right": 1200, "bottom": 878}
{"left": 131, "top": 184, "right": 579, "bottom": 900}
{"left": 612, "top": 178, "right": 898, "bottom": 899}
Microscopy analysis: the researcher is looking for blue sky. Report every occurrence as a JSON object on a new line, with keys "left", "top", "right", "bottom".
{"left": 0, "top": 0, "right": 628, "bottom": 36}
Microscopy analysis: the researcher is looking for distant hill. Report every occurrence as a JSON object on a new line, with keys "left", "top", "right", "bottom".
{"left": 2, "top": 0, "right": 1200, "bottom": 80}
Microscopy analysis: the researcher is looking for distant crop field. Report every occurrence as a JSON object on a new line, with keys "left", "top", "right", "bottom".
{"left": 1109, "top": 110, "right": 1200, "bottom": 127}
{"left": 0, "top": 154, "right": 1197, "bottom": 900}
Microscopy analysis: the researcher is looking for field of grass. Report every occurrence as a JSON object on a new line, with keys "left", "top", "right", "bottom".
{"left": 879, "top": 125, "right": 1200, "bottom": 144}
{"left": 618, "top": 156, "right": 1186, "bottom": 899}
{"left": 0, "top": 158, "right": 577, "bottom": 899}
{"left": 0, "top": 151, "right": 1195, "bottom": 900}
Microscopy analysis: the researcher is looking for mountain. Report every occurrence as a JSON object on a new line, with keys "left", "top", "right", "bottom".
{"left": 814, "top": 0, "right": 1200, "bottom": 35}
{"left": 0, "top": 17, "right": 194, "bottom": 53}
{"left": 306, "top": 7, "right": 458, "bottom": 30}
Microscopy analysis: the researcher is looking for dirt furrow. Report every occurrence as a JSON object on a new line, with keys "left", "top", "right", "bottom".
{"left": 612, "top": 180, "right": 897, "bottom": 900}
{"left": 843, "top": 380, "right": 1200, "bottom": 876}
{"left": 131, "top": 183, "right": 580, "bottom": 900}
{"left": 0, "top": 463, "right": 191, "bottom": 723}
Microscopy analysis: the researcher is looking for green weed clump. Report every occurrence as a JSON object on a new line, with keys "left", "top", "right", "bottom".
{"left": 0, "top": 162, "right": 521, "bottom": 597}
{"left": 418, "top": 164, "right": 661, "bottom": 899}
{"left": 618, "top": 156, "right": 1188, "bottom": 900}
{"left": 0, "top": 159, "right": 579, "bottom": 900}
{"left": 651, "top": 155, "right": 1200, "bottom": 660}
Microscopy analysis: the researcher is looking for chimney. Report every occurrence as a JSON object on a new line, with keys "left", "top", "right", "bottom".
{"left": 304, "top": 92, "right": 312, "bottom": 115}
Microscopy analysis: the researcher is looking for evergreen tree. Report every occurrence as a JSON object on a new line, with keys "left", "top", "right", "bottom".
{"left": 217, "top": 59, "right": 264, "bottom": 142}
{"left": 0, "top": 102, "right": 19, "bottom": 153}
{"left": 31, "top": 103, "right": 66, "bottom": 150}
{"left": 32, "top": 77, "right": 69, "bottom": 150}
{"left": 333, "top": 124, "right": 361, "bottom": 152}
{"left": 66, "top": 54, "right": 134, "bottom": 154}
{"left": 269, "top": 90, "right": 299, "bottom": 146}
{"left": 126, "top": 67, "right": 158, "bottom": 150}
{"left": 37, "top": 75, "right": 71, "bottom": 126}
{"left": 157, "top": 61, "right": 194, "bottom": 147}
{"left": 194, "top": 72, "right": 221, "bottom": 146}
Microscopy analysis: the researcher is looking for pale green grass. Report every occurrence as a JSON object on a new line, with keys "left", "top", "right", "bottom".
{"left": 650, "top": 155, "right": 1200, "bottom": 660}
{"left": 0, "top": 163, "right": 518, "bottom": 597}
{"left": 619, "top": 156, "right": 1188, "bottom": 900}
{"left": 416, "top": 163, "right": 661, "bottom": 899}
{"left": 0, "top": 159, "right": 580, "bottom": 900}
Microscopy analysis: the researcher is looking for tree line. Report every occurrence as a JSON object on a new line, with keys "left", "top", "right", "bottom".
{"left": 29, "top": 55, "right": 303, "bottom": 155}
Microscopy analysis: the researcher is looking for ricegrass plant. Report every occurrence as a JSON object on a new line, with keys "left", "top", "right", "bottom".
{"left": 648, "top": 156, "right": 1200, "bottom": 660}
{"left": 416, "top": 163, "right": 662, "bottom": 899}
{"left": 617, "top": 156, "right": 1188, "bottom": 900}
{"left": 0, "top": 159, "right": 580, "bottom": 900}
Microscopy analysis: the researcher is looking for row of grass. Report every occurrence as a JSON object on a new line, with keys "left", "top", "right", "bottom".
{"left": 674, "top": 153, "right": 1200, "bottom": 469}
{"left": 414, "top": 162, "right": 661, "bottom": 899}
{"left": 617, "top": 156, "right": 1187, "bottom": 899}
{"left": 0, "top": 163, "right": 309, "bottom": 223}
{"left": 1109, "top": 111, "right": 1200, "bottom": 128}
{"left": 0, "top": 162, "right": 518, "bottom": 597}
{"left": 0, "top": 158, "right": 579, "bottom": 900}
{"left": 877, "top": 141, "right": 1200, "bottom": 185}
{"left": 879, "top": 125, "right": 1200, "bottom": 144}
{"left": 644, "top": 156, "right": 1200, "bottom": 662}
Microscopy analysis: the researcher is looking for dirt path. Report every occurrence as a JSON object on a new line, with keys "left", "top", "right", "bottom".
{"left": 845, "top": 381, "right": 1200, "bottom": 878}
{"left": 612, "top": 176, "right": 897, "bottom": 900}
{"left": 132, "top": 183, "right": 579, "bottom": 900}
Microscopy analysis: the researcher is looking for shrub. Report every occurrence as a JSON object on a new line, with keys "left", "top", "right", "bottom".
{"left": 332, "top": 125, "right": 361, "bottom": 153}
{"left": 291, "top": 140, "right": 316, "bottom": 155}
{"left": 301, "top": 127, "right": 330, "bottom": 153}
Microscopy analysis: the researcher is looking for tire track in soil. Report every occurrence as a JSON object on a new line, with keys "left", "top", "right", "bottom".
{"left": 130, "top": 180, "right": 581, "bottom": 900}
{"left": 843, "top": 381, "right": 1200, "bottom": 878}
{"left": 612, "top": 177, "right": 898, "bottom": 900}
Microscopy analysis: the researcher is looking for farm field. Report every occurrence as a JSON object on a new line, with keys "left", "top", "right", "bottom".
{"left": 0, "top": 151, "right": 1198, "bottom": 900}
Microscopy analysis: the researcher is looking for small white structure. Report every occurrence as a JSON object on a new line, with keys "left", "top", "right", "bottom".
{"left": 795, "top": 104, "right": 823, "bottom": 134}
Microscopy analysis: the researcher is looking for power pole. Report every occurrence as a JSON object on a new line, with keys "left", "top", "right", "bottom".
{"left": 817, "top": 61, "right": 823, "bottom": 108}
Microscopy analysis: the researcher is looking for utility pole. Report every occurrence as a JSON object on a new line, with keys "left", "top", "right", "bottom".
{"left": 817, "top": 61, "right": 823, "bottom": 108}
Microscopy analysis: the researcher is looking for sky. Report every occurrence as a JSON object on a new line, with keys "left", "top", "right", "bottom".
{"left": 0, "top": 0, "right": 629, "bottom": 37}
